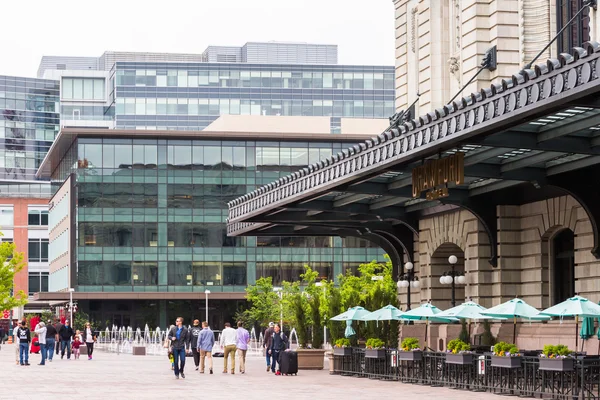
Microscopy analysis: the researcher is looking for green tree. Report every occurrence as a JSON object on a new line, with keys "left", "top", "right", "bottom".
{"left": 73, "top": 309, "right": 91, "bottom": 332}
{"left": 282, "top": 279, "right": 309, "bottom": 347}
{"left": 319, "top": 279, "right": 344, "bottom": 344}
{"left": 0, "top": 238, "right": 27, "bottom": 311}
{"left": 242, "top": 277, "right": 280, "bottom": 327}
{"left": 303, "top": 266, "right": 324, "bottom": 349}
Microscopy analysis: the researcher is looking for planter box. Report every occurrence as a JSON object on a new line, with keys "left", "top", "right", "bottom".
{"left": 445, "top": 353, "right": 474, "bottom": 365}
{"left": 132, "top": 346, "right": 146, "bottom": 356}
{"left": 333, "top": 347, "right": 352, "bottom": 357}
{"left": 539, "top": 358, "right": 574, "bottom": 372}
{"left": 297, "top": 349, "right": 326, "bottom": 370}
{"left": 398, "top": 351, "right": 422, "bottom": 362}
{"left": 365, "top": 349, "right": 386, "bottom": 359}
{"left": 491, "top": 355, "right": 522, "bottom": 368}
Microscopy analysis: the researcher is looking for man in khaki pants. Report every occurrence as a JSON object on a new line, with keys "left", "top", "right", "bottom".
{"left": 219, "top": 322, "right": 237, "bottom": 374}
{"left": 236, "top": 321, "right": 250, "bottom": 374}
{"left": 197, "top": 321, "right": 214, "bottom": 374}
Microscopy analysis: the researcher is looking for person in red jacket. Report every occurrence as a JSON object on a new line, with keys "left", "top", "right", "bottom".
{"left": 30, "top": 336, "right": 41, "bottom": 354}
{"left": 72, "top": 335, "right": 82, "bottom": 360}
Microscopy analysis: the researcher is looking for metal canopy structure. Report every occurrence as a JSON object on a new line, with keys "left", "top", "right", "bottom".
{"left": 227, "top": 43, "right": 600, "bottom": 279}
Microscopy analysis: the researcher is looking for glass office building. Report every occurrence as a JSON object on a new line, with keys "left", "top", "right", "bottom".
{"left": 0, "top": 75, "right": 59, "bottom": 181}
{"left": 112, "top": 62, "right": 395, "bottom": 130}
{"left": 44, "top": 131, "right": 385, "bottom": 327}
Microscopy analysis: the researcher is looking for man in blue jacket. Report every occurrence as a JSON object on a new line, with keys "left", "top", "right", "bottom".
{"left": 197, "top": 321, "right": 214, "bottom": 374}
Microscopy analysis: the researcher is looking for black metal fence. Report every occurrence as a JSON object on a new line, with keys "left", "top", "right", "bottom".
{"left": 332, "top": 349, "right": 600, "bottom": 399}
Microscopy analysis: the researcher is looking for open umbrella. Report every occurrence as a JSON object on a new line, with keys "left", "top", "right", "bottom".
{"left": 330, "top": 306, "right": 372, "bottom": 321}
{"left": 540, "top": 295, "right": 600, "bottom": 349}
{"left": 402, "top": 302, "right": 456, "bottom": 350}
{"left": 481, "top": 298, "right": 550, "bottom": 344}
{"left": 360, "top": 304, "right": 405, "bottom": 323}
{"left": 331, "top": 306, "right": 372, "bottom": 339}
{"left": 437, "top": 300, "right": 506, "bottom": 343}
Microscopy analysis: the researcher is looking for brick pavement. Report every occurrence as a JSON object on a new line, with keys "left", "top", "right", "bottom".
{"left": 4, "top": 344, "right": 501, "bottom": 399}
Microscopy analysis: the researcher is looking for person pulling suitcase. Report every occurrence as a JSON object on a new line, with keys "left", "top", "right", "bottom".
{"left": 268, "top": 324, "right": 288, "bottom": 375}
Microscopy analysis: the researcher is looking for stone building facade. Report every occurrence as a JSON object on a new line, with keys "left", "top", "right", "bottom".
{"left": 393, "top": 0, "right": 600, "bottom": 349}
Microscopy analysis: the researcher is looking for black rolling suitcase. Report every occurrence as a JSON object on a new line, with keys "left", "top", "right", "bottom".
{"left": 278, "top": 350, "right": 298, "bottom": 375}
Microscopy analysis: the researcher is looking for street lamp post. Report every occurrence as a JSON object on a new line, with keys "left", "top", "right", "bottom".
{"left": 397, "top": 262, "right": 420, "bottom": 311}
{"left": 68, "top": 288, "right": 75, "bottom": 324}
{"left": 204, "top": 290, "right": 210, "bottom": 325}
{"left": 440, "top": 255, "right": 466, "bottom": 307}
{"left": 273, "top": 287, "right": 283, "bottom": 329}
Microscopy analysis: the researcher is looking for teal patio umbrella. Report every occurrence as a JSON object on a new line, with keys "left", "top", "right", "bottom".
{"left": 580, "top": 317, "right": 595, "bottom": 339}
{"left": 402, "top": 302, "right": 457, "bottom": 350}
{"left": 481, "top": 298, "right": 550, "bottom": 344}
{"left": 331, "top": 306, "right": 372, "bottom": 339}
{"left": 360, "top": 305, "right": 405, "bottom": 325}
{"left": 437, "top": 300, "right": 506, "bottom": 343}
{"left": 541, "top": 295, "right": 600, "bottom": 349}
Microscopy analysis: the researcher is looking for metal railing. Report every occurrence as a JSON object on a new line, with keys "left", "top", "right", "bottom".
{"left": 332, "top": 349, "right": 600, "bottom": 399}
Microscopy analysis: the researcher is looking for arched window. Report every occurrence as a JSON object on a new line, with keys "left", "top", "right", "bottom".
{"left": 552, "top": 229, "right": 575, "bottom": 303}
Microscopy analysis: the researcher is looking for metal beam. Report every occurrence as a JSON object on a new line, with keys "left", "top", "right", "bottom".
{"left": 547, "top": 156, "right": 600, "bottom": 176}
{"left": 247, "top": 210, "right": 384, "bottom": 223}
{"left": 475, "top": 131, "right": 600, "bottom": 155}
{"left": 537, "top": 112, "right": 600, "bottom": 142}
{"left": 370, "top": 196, "right": 411, "bottom": 210}
{"left": 288, "top": 200, "right": 407, "bottom": 221}
{"left": 469, "top": 180, "right": 523, "bottom": 196}
{"left": 333, "top": 194, "right": 372, "bottom": 208}
{"left": 501, "top": 152, "right": 562, "bottom": 172}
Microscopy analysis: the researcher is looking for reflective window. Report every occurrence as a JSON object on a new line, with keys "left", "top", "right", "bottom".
{"left": 28, "top": 239, "right": 49, "bottom": 262}
{"left": 62, "top": 78, "right": 105, "bottom": 100}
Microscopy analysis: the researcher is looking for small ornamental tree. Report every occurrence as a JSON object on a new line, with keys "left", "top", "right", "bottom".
{"left": 0, "top": 237, "right": 27, "bottom": 311}
{"left": 241, "top": 277, "right": 280, "bottom": 327}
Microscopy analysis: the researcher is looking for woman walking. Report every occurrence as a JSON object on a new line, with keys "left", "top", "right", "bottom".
{"left": 83, "top": 322, "right": 96, "bottom": 360}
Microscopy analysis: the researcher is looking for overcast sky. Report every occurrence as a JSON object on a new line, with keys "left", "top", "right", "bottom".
{"left": 1, "top": 0, "right": 395, "bottom": 78}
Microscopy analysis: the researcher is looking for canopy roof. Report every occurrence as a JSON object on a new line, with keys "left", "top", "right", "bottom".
{"left": 227, "top": 43, "right": 600, "bottom": 273}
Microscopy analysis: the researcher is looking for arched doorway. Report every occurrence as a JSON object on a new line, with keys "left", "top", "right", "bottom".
{"left": 552, "top": 229, "right": 575, "bottom": 304}
{"left": 430, "top": 243, "right": 465, "bottom": 310}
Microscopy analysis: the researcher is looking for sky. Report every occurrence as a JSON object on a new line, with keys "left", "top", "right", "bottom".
{"left": 0, "top": 0, "right": 396, "bottom": 78}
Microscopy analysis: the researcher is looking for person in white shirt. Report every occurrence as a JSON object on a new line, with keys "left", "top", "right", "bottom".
{"left": 13, "top": 322, "right": 19, "bottom": 365}
{"left": 219, "top": 322, "right": 237, "bottom": 374}
{"left": 83, "top": 322, "right": 96, "bottom": 360}
{"left": 34, "top": 322, "right": 47, "bottom": 365}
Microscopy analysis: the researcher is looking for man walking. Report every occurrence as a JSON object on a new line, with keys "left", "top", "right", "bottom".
{"left": 236, "top": 321, "right": 250, "bottom": 374}
{"left": 34, "top": 322, "right": 47, "bottom": 365}
{"left": 54, "top": 318, "right": 63, "bottom": 356}
{"left": 269, "top": 324, "right": 288, "bottom": 375}
{"left": 45, "top": 320, "right": 56, "bottom": 362}
{"left": 17, "top": 320, "right": 31, "bottom": 366}
{"left": 219, "top": 322, "right": 237, "bottom": 374}
{"left": 197, "top": 321, "right": 214, "bottom": 374}
{"left": 168, "top": 317, "right": 189, "bottom": 379}
{"left": 188, "top": 319, "right": 202, "bottom": 371}
{"left": 58, "top": 319, "right": 74, "bottom": 359}
{"left": 263, "top": 322, "right": 274, "bottom": 372}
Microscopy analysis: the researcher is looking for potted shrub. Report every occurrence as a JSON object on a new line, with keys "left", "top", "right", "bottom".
{"left": 445, "top": 339, "right": 474, "bottom": 365}
{"left": 538, "top": 344, "right": 575, "bottom": 372}
{"left": 491, "top": 341, "right": 522, "bottom": 368}
{"left": 365, "top": 338, "right": 386, "bottom": 359}
{"left": 399, "top": 337, "right": 422, "bottom": 361}
{"left": 333, "top": 338, "right": 352, "bottom": 356}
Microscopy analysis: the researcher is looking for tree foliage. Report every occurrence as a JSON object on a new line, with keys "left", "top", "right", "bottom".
{"left": 241, "top": 277, "right": 280, "bottom": 328}
{"left": 0, "top": 238, "right": 27, "bottom": 311}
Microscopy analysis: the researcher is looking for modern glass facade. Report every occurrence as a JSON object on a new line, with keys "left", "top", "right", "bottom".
{"left": 0, "top": 75, "right": 60, "bottom": 181}
{"left": 50, "top": 136, "right": 385, "bottom": 295}
{"left": 112, "top": 62, "right": 395, "bottom": 130}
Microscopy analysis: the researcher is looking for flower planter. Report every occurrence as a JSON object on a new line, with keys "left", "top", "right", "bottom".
{"left": 445, "top": 353, "right": 474, "bottom": 365}
{"left": 297, "top": 349, "right": 327, "bottom": 370}
{"left": 333, "top": 347, "right": 353, "bottom": 357}
{"left": 398, "top": 350, "right": 422, "bottom": 362}
{"left": 365, "top": 349, "right": 386, "bottom": 359}
{"left": 539, "top": 358, "right": 574, "bottom": 372}
{"left": 491, "top": 356, "right": 522, "bottom": 368}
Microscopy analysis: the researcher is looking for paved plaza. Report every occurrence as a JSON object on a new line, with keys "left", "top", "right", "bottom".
{"left": 2, "top": 344, "right": 504, "bottom": 399}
